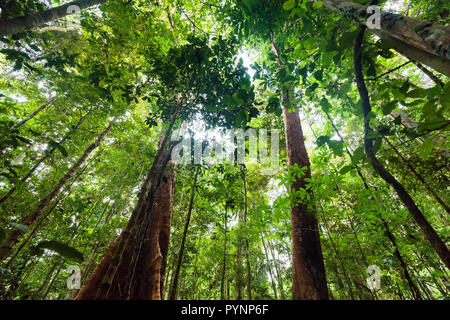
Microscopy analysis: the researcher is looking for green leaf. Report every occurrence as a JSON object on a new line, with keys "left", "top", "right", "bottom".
{"left": 352, "top": 146, "right": 366, "bottom": 164}
{"left": 306, "top": 83, "right": 319, "bottom": 95}
{"left": 328, "top": 139, "right": 344, "bottom": 157}
{"left": 35, "top": 240, "right": 84, "bottom": 262}
{"left": 320, "top": 97, "right": 332, "bottom": 113}
{"left": 406, "top": 88, "right": 427, "bottom": 98}
{"left": 313, "top": 1, "right": 324, "bottom": 9}
{"left": 440, "top": 82, "right": 450, "bottom": 107}
{"left": 418, "top": 139, "right": 434, "bottom": 160}
{"left": 282, "top": 0, "right": 296, "bottom": 11}
{"left": 316, "top": 135, "right": 330, "bottom": 147}
{"left": 381, "top": 100, "right": 397, "bottom": 115}
{"left": 340, "top": 31, "right": 358, "bottom": 49}
{"left": 339, "top": 165, "right": 353, "bottom": 175}
{"left": 56, "top": 144, "right": 69, "bottom": 158}
{"left": 421, "top": 101, "right": 436, "bottom": 120}
{"left": 372, "top": 138, "right": 382, "bottom": 155}
{"left": 313, "top": 70, "right": 323, "bottom": 82}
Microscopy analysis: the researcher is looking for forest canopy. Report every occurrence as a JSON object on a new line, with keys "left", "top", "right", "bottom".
{"left": 0, "top": 0, "right": 449, "bottom": 301}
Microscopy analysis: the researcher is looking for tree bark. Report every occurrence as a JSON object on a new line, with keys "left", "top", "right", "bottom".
{"left": 271, "top": 34, "right": 328, "bottom": 300}
{"left": 354, "top": 27, "right": 450, "bottom": 270}
{"left": 75, "top": 107, "right": 179, "bottom": 300}
{"left": 310, "top": 0, "right": 450, "bottom": 76}
{"left": 75, "top": 158, "right": 176, "bottom": 300}
{"left": 0, "top": 0, "right": 106, "bottom": 37}
{"left": 0, "top": 122, "right": 112, "bottom": 262}
{"left": 284, "top": 97, "right": 329, "bottom": 300}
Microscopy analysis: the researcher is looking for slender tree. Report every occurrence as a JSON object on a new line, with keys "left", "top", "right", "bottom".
{"left": 0, "top": 122, "right": 113, "bottom": 261}
{"left": 169, "top": 166, "right": 199, "bottom": 300}
{"left": 353, "top": 25, "right": 450, "bottom": 269}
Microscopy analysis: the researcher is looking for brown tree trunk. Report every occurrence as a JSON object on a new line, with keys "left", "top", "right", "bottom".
{"left": 354, "top": 27, "right": 450, "bottom": 270}
{"left": 76, "top": 108, "right": 179, "bottom": 300}
{"left": 283, "top": 102, "right": 329, "bottom": 300}
{"left": 0, "top": 0, "right": 106, "bottom": 37}
{"left": 75, "top": 159, "right": 176, "bottom": 300}
{"left": 271, "top": 33, "right": 328, "bottom": 300}
{"left": 310, "top": 0, "right": 450, "bottom": 76}
{"left": 168, "top": 167, "right": 199, "bottom": 300}
{"left": 0, "top": 122, "right": 112, "bottom": 262}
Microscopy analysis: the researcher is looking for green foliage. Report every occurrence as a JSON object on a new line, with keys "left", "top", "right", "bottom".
{"left": 32, "top": 241, "right": 84, "bottom": 263}
{"left": 0, "top": 0, "right": 447, "bottom": 301}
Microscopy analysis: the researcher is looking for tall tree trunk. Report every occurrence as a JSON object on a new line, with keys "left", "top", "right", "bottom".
{"left": 282, "top": 89, "right": 328, "bottom": 299}
{"left": 75, "top": 107, "right": 179, "bottom": 300}
{"left": 168, "top": 167, "right": 199, "bottom": 300}
{"left": 0, "top": 123, "right": 112, "bottom": 262}
{"left": 310, "top": 0, "right": 450, "bottom": 76}
{"left": 75, "top": 158, "right": 176, "bottom": 300}
{"left": 354, "top": 27, "right": 450, "bottom": 269}
{"left": 0, "top": 0, "right": 106, "bottom": 37}
{"left": 271, "top": 34, "right": 328, "bottom": 300}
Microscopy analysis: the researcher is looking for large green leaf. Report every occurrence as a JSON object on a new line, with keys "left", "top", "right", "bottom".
{"left": 418, "top": 139, "right": 434, "bottom": 161}
{"left": 34, "top": 240, "right": 84, "bottom": 262}
{"left": 282, "top": 0, "right": 296, "bottom": 11}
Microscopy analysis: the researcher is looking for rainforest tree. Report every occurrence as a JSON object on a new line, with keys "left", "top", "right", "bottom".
{"left": 0, "top": 0, "right": 448, "bottom": 301}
